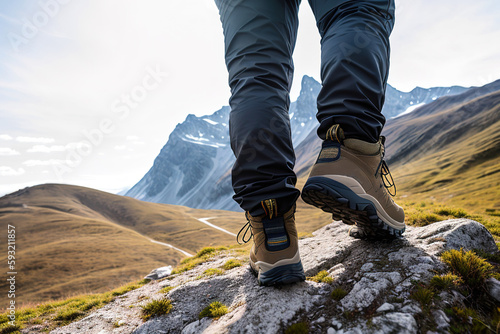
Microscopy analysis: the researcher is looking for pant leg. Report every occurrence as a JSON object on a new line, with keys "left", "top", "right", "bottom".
{"left": 308, "top": 0, "right": 395, "bottom": 142}
{"left": 215, "top": 0, "right": 301, "bottom": 216}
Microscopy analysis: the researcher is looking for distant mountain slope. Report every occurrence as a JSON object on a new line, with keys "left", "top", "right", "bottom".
{"left": 383, "top": 84, "right": 467, "bottom": 119}
{"left": 0, "top": 183, "right": 331, "bottom": 307}
{"left": 384, "top": 79, "right": 500, "bottom": 164}
{"left": 127, "top": 76, "right": 465, "bottom": 211}
{"left": 383, "top": 80, "right": 500, "bottom": 210}
{"left": 126, "top": 106, "right": 237, "bottom": 210}
{"left": 0, "top": 184, "right": 244, "bottom": 306}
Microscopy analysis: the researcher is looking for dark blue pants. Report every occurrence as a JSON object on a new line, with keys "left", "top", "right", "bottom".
{"left": 215, "top": 0, "right": 395, "bottom": 216}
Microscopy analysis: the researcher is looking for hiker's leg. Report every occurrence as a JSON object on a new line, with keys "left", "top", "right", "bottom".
{"left": 308, "top": 0, "right": 395, "bottom": 142}
{"left": 302, "top": 0, "right": 404, "bottom": 240}
{"left": 215, "top": 0, "right": 301, "bottom": 216}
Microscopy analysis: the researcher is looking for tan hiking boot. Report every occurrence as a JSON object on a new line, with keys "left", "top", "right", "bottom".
{"left": 301, "top": 124, "right": 405, "bottom": 239}
{"left": 238, "top": 200, "right": 305, "bottom": 286}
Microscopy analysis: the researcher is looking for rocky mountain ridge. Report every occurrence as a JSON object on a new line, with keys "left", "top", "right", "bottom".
{"left": 126, "top": 77, "right": 467, "bottom": 211}
{"left": 48, "top": 218, "right": 499, "bottom": 334}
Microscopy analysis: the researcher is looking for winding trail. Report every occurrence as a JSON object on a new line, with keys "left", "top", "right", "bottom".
{"left": 197, "top": 217, "right": 237, "bottom": 237}
{"left": 150, "top": 239, "right": 193, "bottom": 257}
{"left": 148, "top": 217, "right": 236, "bottom": 258}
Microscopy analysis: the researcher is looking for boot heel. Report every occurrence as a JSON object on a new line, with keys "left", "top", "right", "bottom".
{"left": 258, "top": 261, "right": 306, "bottom": 286}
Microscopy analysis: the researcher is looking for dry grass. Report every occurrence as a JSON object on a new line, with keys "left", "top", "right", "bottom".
{"left": 388, "top": 116, "right": 500, "bottom": 240}
{"left": 399, "top": 199, "right": 500, "bottom": 240}
{"left": 0, "top": 184, "right": 244, "bottom": 308}
{"left": 0, "top": 278, "right": 150, "bottom": 332}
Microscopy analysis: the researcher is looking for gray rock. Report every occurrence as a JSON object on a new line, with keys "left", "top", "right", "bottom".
{"left": 360, "top": 263, "right": 374, "bottom": 271}
{"left": 432, "top": 309, "right": 450, "bottom": 330}
{"left": 331, "top": 318, "right": 342, "bottom": 329}
{"left": 45, "top": 219, "right": 498, "bottom": 334}
{"left": 144, "top": 266, "right": 173, "bottom": 280}
{"left": 181, "top": 318, "right": 212, "bottom": 334}
{"left": 486, "top": 277, "right": 500, "bottom": 302}
{"left": 370, "top": 313, "right": 417, "bottom": 334}
{"left": 401, "top": 304, "right": 422, "bottom": 314}
{"left": 342, "top": 276, "right": 392, "bottom": 310}
{"left": 376, "top": 303, "right": 395, "bottom": 312}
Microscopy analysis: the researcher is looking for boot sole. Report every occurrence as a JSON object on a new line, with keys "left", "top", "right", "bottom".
{"left": 302, "top": 176, "right": 405, "bottom": 240}
{"left": 250, "top": 261, "right": 306, "bottom": 286}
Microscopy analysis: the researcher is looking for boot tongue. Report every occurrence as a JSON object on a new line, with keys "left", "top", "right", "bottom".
{"left": 344, "top": 138, "right": 381, "bottom": 155}
{"left": 261, "top": 199, "right": 278, "bottom": 219}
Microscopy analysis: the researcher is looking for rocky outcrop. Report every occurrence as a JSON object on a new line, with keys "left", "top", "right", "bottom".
{"left": 49, "top": 219, "right": 498, "bottom": 334}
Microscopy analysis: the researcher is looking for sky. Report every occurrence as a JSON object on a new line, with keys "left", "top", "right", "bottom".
{"left": 0, "top": 0, "right": 499, "bottom": 196}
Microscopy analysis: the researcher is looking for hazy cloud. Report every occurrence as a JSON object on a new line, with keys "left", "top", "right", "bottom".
{"left": 0, "top": 166, "right": 25, "bottom": 176}
{"left": 0, "top": 148, "right": 20, "bottom": 156}
{"left": 16, "top": 136, "right": 55, "bottom": 143}
{"left": 26, "top": 142, "right": 90, "bottom": 153}
{"left": 0, "top": 134, "right": 13, "bottom": 140}
{"left": 22, "top": 159, "right": 64, "bottom": 167}
{"left": 27, "top": 145, "right": 66, "bottom": 153}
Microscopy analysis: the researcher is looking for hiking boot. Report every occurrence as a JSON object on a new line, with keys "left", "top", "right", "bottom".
{"left": 238, "top": 200, "right": 305, "bottom": 286}
{"left": 301, "top": 124, "right": 405, "bottom": 240}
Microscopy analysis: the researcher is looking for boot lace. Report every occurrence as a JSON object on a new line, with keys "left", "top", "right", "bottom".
{"left": 237, "top": 220, "right": 253, "bottom": 245}
{"left": 375, "top": 150, "right": 397, "bottom": 197}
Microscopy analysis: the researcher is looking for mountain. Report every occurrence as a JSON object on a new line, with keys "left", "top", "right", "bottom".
{"left": 127, "top": 76, "right": 466, "bottom": 211}
{"left": 0, "top": 184, "right": 244, "bottom": 306}
{"left": 382, "top": 79, "right": 500, "bottom": 211}
{"left": 383, "top": 84, "right": 467, "bottom": 119}
{"left": 126, "top": 106, "right": 237, "bottom": 210}
{"left": 0, "top": 183, "right": 331, "bottom": 307}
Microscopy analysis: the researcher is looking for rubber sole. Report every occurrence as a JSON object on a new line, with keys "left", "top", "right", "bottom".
{"left": 250, "top": 261, "right": 305, "bottom": 286}
{"left": 301, "top": 176, "right": 405, "bottom": 240}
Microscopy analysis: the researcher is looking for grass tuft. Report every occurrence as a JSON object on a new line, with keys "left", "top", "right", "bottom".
{"left": 406, "top": 212, "right": 441, "bottom": 226}
{"left": 430, "top": 273, "right": 463, "bottom": 290}
{"left": 222, "top": 259, "right": 242, "bottom": 270}
{"left": 199, "top": 301, "right": 228, "bottom": 319}
{"left": 159, "top": 286, "right": 174, "bottom": 294}
{"left": 410, "top": 286, "right": 434, "bottom": 308}
{"left": 434, "top": 207, "right": 469, "bottom": 218}
{"left": 0, "top": 323, "right": 21, "bottom": 334}
{"left": 203, "top": 268, "right": 224, "bottom": 277}
{"left": 441, "top": 249, "right": 493, "bottom": 290}
{"left": 141, "top": 298, "right": 172, "bottom": 321}
{"left": 53, "top": 309, "right": 85, "bottom": 322}
{"left": 445, "top": 307, "right": 491, "bottom": 334}
{"left": 307, "top": 270, "right": 333, "bottom": 284}
{"left": 111, "top": 279, "right": 150, "bottom": 296}
{"left": 331, "top": 287, "right": 348, "bottom": 301}
{"left": 285, "top": 321, "right": 309, "bottom": 334}
{"left": 172, "top": 247, "right": 229, "bottom": 274}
